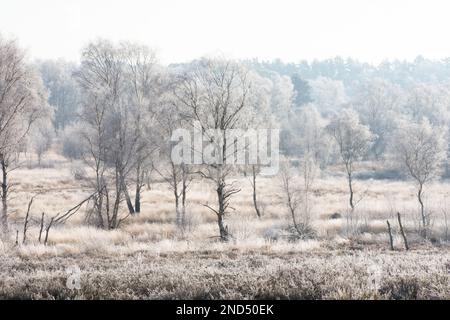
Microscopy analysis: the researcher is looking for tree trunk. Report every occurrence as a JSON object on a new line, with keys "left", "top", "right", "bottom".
{"left": 181, "top": 164, "right": 188, "bottom": 226}
{"left": 44, "top": 217, "right": 54, "bottom": 246}
{"left": 252, "top": 165, "right": 261, "bottom": 219}
{"left": 95, "top": 166, "right": 105, "bottom": 229}
{"left": 38, "top": 212, "right": 45, "bottom": 243}
{"left": 217, "top": 212, "right": 228, "bottom": 241}
{"left": 96, "top": 190, "right": 105, "bottom": 229}
{"left": 347, "top": 172, "right": 354, "bottom": 210}
{"left": 122, "top": 177, "right": 135, "bottom": 214}
{"left": 110, "top": 167, "right": 122, "bottom": 229}
{"left": 174, "top": 189, "right": 181, "bottom": 226}
{"left": 417, "top": 183, "right": 426, "bottom": 233}
{"left": 134, "top": 165, "right": 142, "bottom": 213}
{"left": 23, "top": 197, "right": 33, "bottom": 244}
{"left": 1, "top": 158, "right": 8, "bottom": 234}
{"left": 216, "top": 181, "right": 229, "bottom": 241}
{"left": 135, "top": 187, "right": 141, "bottom": 213}
{"left": 397, "top": 212, "right": 409, "bottom": 250}
{"left": 386, "top": 220, "right": 394, "bottom": 251}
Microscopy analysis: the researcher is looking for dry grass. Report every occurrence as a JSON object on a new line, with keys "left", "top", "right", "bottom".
{"left": 0, "top": 249, "right": 448, "bottom": 299}
{"left": 1, "top": 153, "right": 450, "bottom": 299}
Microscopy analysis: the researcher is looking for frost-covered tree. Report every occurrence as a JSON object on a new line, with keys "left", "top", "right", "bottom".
{"left": 391, "top": 119, "right": 447, "bottom": 233}
{"left": 173, "top": 58, "right": 266, "bottom": 241}
{"left": 61, "top": 122, "right": 84, "bottom": 160}
{"left": 403, "top": 83, "right": 450, "bottom": 126}
{"left": 154, "top": 83, "right": 193, "bottom": 227}
{"left": 354, "top": 78, "right": 404, "bottom": 159}
{"left": 30, "top": 117, "right": 55, "bottom": 166}
{"left": 282, "top": 103, "right": 329, "bottom": 163}
{"left": 280, "top": 154, "right": 318, "bottom": 239}
{"left": 290, "top": 73, "right": 312, "bottom": 107}
{"left": 0, "top": 35, "right": 50, "bottom": 233}
{"left": 76, "top": 39, "right": 136, "bottom": 228}
{"left": 326, "top": 109, "right": 375, "bottom": 210}
{"left": 121, "top": 41, "right": 161, "bottom": 213}
{"left": 269, "top": 72, "right": 295, "bottom": 123}
{"left": 309, "top": 77, "right": 348, "bottom": 115}
{"left": 38, "top": 59, "right": 80, "bottom": 130}
{"left": 75, "top": 39, "right": 167, "bottom": 227}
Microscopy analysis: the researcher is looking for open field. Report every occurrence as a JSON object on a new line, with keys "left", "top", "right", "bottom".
{"left": 0, "top": 153, "right": 449, "bottom": 299}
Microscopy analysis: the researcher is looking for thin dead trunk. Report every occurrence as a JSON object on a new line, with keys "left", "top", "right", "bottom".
{"left": 44, "top": 217, "right": 55, "bottom": 246}
{"left": 38, "top": 212, "right": 45, "bottom": 243}
{"left": 22, "top": 196, "right": 34, "bottom": 244}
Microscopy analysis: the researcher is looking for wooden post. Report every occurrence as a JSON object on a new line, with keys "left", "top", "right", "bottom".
{"left": 397, "top": 212, "right": 409, "bottom": 250}
{"left": 23, "top": 196, "right": 34, "bottom": 244}
{"left": 386, "top": 220, "right": 394, "bottom": 250}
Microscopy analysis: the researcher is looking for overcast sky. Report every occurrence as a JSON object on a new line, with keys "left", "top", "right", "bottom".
{"left": 1, "top": 0, "right": 449, "bottom": 64}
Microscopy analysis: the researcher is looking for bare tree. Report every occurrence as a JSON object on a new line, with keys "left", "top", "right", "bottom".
{"left": 156, "top": 161, "right": 192, "bottom": 227}
{"left": 280, "top": 154, "right": 317, "bottom": 239}
{"left": 75, "top": 39, "right": 132, "bottom": 229}
{"left": 0, "top": 35, "right": 49, "bottom": 235}
{"left": 44, "top": 189, "right": 101, "bottom": 245}
{"left": 173, "top": 58, "right": 258, "bottom": 241}
{"left": 391, "top": 119, "right": 446, "bottom": 236}
{"left": 326, "top": 108, "right": 374, "bottom": 210}
{"left": 75, "top": 39, "right": 162, "bottom": 227}
{"left": 155, "top": 89, "right": 193, "bottom": 227}
{"left": 280, "top": 165, "right": 301, "bottom": 235}
{"left": 121, "top": 42, "right": 160, "bottom": 213}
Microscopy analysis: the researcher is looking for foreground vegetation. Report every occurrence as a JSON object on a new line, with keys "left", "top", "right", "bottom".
{"left": 1, "top": 249, "right": 449, "bottom": 299}
{"left": 0, "top": 154, "right": 448, "bottom": 300}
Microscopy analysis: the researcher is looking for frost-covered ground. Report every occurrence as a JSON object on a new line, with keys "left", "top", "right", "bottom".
{"left": 1, "top": 155, "right": 449, "bottom": 299}
{"left": 0, "top": 249, "right": 449, "bottom": 299}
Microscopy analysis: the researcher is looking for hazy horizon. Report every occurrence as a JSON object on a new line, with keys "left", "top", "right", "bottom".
{"left": 2, "top": 0, "right": 450, "bottom": 65}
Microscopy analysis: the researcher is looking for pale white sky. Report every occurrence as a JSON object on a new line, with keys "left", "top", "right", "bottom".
{"left": 1, "top": 0, "right": 449, "bottom": 64}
